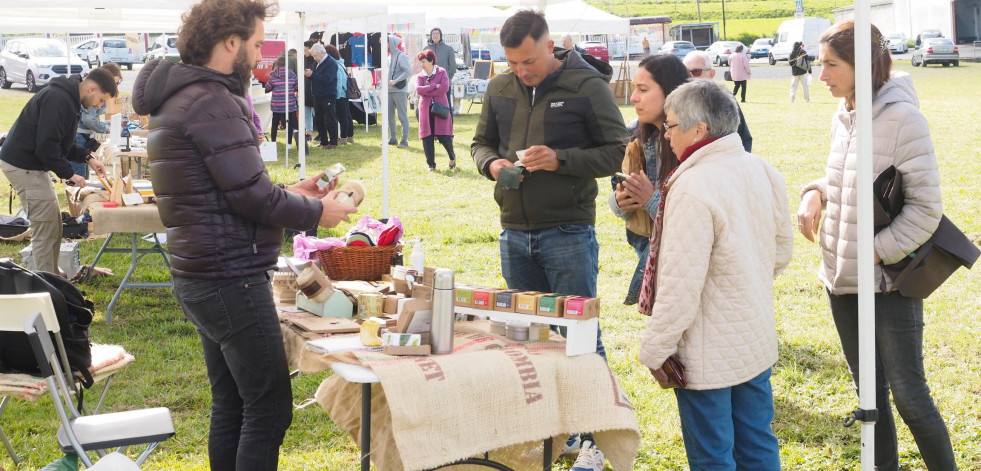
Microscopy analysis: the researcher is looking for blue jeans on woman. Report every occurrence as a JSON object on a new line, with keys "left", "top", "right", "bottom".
{"left": 71, "top": 134, "right": 91, "bottom": 178}
{"left": 173, "top": 273, "right": 293, "bottom": 471}
{"left": 675, "top": 368, "right": 781, "bottom": 470}
{"left": 827, "top": 290, "right": 957, "bottom": 470}
{"left": 624, "top": 229, "right": 649, "bottom": 305}
{"left": 499, "top": 225, "right": 605, "bottom": 359}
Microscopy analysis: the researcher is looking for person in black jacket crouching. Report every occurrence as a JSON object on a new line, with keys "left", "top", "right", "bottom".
{"left": 133, "top": 1, "right": 356, "bottom": 469}
{"left": 0, "top": 69, "right": 116, "bottom": 274}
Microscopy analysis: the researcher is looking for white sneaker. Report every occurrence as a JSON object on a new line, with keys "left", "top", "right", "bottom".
{"left": 570, "top": 440, "right": 606, "bottom": 471}
{"left": 560, "top": 434, "right": 582, "bottom": 458}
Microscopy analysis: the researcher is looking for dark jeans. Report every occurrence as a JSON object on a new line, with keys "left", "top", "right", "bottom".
{"left": 270, "top": 111, "right": 298, "bottom": 144}
{"left": 335, "top": 97, "right": 353, "bottom": 139}
{"left": 827, "top": 290, "right": 957, "bottom": 471}
{"left": 732, "top": 80, "right": 747, "bottom": 102}
{"left": 315, "top": 97, "right": 338, "bottom": 145}
{"left": 173, "top": 273, "right": 293, "bottom": 471}
{"left": 422, "top": 108, "right": 455, "bottom": 168}
{"left": 499, "top": 225, "right": 606, "bottom": 359}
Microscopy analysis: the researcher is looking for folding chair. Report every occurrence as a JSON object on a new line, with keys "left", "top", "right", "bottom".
{"left": 24, "top": 311, "right": 175, "bottom": 467}
{"left": 0, "top": 292, "right": 73, "bottom": 465}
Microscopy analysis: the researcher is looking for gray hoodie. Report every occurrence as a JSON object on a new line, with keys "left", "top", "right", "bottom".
{"left": 388, "top": 36, "right": 411, "bottom": 95}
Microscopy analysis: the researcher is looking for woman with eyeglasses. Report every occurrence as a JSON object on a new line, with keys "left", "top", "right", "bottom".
{"left": 796, "top": 20, "right": 955, "bottom": 470}
{"left": 609, "top": 54, "right": 689, "bottom": 305}
{"left": 638, "top": 79, "right": 793, "bottom": 469}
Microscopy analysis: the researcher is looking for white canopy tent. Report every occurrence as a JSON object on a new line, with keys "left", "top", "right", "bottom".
{"left": 503, "top": 0, "right": 627, "bottom": 34}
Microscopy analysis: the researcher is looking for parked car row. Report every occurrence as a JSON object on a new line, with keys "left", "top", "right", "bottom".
{"left": 144, "top": 35, "right": 180, "bottom": 63}
{"left": 911, "top": 37, "right": 959, "bottom": 66}
{"left": 0, "top": 38, "right": 89, "bottom": 93}
{"left": 73, "top": 37, "right": 142, "bottom": 70}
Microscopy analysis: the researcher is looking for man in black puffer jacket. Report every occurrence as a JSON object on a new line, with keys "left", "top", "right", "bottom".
{"left": 132, "top": 1, "right": 355, "bottom": 469}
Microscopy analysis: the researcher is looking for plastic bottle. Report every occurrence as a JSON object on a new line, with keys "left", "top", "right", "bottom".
{"left": 410, "top": 239, "right": 425, "bottom": 275}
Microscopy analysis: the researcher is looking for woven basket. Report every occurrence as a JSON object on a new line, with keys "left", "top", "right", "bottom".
{"left": 317, "top": 244, "right": 402, "bottom": 281}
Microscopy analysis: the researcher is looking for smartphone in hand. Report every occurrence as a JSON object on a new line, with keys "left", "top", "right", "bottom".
{"left": 614, "top": 172, "right": 630, "bottom": 185}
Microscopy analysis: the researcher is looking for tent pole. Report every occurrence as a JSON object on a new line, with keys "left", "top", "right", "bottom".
{"left": 381, "top": 23, "right": 390, "bottom": 219}
{"left": 854, "top": 2, "right": 876, "bottom": 469}
{"left": 297, "top": 13, "right": 307, "bottom": 179}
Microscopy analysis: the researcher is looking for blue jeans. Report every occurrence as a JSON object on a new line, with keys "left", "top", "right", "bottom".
{"left": 499, "top": 225, "right": 605, "bottom": 359}
{"left": 675, "top": 368, "right": 780, "bottom": 471}
{"left": 173, "top": 273, "right": 293, "bottom": 471}
{"left": 72, "top": 134, "right": 90, "bottom": 178}
{"left": 625, "top": 230, "right": 649, "bottom": 305}
{"left": 827, "top": 291, "right": 957, "bottom": 471}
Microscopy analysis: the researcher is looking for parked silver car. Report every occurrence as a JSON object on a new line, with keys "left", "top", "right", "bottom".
{"left": 657, "top": 41, "right": 696, "bottom": 60}
{"left": 911, "top": 38, "right": 959, "bottom": 67}
{"left": 885, "top": 33, "right": 908, "bottom": 54}
{"left": 706, "top": 41, "right": 745, "bottom": 66}
{"left": 0, "top": 38, "right": 89, "bottom": 93}
{"left": 144, "top": 35, "right": 180, "bottom": 63}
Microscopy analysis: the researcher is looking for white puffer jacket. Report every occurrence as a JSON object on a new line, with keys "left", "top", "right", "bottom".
{"left": 802, "top": 72, "right": 942, "bottom": 295}
{"left": 639, "top": 133, "right": 793, "bottom": 390}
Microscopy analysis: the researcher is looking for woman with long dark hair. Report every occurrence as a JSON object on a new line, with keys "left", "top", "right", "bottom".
{"left": 797, "top": 20, "right": 956, "bottom": 470}
{"left": 609, "top": 53, "right": 689, "bottom": 304}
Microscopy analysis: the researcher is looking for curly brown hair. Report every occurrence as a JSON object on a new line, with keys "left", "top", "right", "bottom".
{"left": 177, "top": 0, "right": 278, "bottom": 66}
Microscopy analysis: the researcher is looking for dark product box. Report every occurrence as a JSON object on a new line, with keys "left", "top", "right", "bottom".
{"left": 494, "top": 289, "right": 521, "bottom": 312}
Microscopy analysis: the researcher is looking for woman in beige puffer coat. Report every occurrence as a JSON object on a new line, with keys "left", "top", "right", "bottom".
{"left": 796, "top": 20, "right": 956, "bottom": 471}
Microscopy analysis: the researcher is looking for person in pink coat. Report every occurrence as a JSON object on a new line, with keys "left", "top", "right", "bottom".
{"left": 728, "top": 44, "right": 752, "bottom": 102}
{"left": 416, "top": 49, "right": 456, "bottom": 171}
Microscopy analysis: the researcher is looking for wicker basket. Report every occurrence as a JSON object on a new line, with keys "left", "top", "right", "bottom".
{"left": 317, "top": 244, "right": 402, "bottom": 281}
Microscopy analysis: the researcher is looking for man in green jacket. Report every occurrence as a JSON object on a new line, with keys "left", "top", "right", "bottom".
{"left": 471, "top": 10, "right": 627, "bottom": 469}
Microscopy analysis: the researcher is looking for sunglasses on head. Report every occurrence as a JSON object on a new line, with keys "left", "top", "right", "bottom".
{"left": 688, "top": 67, "right": 712, "bottom": 77}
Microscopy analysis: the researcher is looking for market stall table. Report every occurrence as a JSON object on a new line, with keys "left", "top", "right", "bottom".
{"left": 87, "top": 204, "right": 170, "bottom": 323}
{"left": 282, "top": 318, "right": 639, "bottom": 471}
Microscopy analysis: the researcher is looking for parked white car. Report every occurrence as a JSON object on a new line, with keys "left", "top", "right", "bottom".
{"left": 885, "top": 33, "right": 909, "bottom": 54}
{"left": 0, "top": 38, "right": 89, "bottom": 93}
{"left": 73, "top": 37, "right": 142, "bottom": 70}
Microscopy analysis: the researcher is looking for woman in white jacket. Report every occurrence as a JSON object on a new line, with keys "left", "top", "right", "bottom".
{"left": 797, "top": 20, "right": 956, "bottom": 470}
{"left": 638, "top": 79, "right": 793, "bottom": 470}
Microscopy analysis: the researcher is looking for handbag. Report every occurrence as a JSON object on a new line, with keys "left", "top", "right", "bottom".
{"left": 429, "top": 100, "right": 451, "bottom": 119}
{"left": 653, "top": 355, "right": 687, "bottom": 389}
{"left": 723, "top": 70, "right": 732, "bottom": 81}
{"left": 873, "top": 166, "right": 980, "bottom": 297}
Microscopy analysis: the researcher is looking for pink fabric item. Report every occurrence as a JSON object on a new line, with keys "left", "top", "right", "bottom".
{"left": 293, "top": 235, "right": 345, "bottom": 260}
{"left": 728, "top": 51, "right": 752, "bottom": 81}
{"left": 416, "top": 66, "right": 453, "bottom": 138}
{"left": 244, "top": 93, "right": 263, "bottom": 135}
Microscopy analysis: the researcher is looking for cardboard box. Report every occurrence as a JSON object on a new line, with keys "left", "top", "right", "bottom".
{"left": 411, "top": 283, "right": 433, "bottom": 301}
{"left": 536, "top": 293, "right": 566, "bottom": 318}
{"left": 514, "top": 291, "right": 542, "bottom": 315}
{"left": 423, "top": 266, "right": 438, "bottom": 286}
{"left": 383, "top": 294, "right": 403, "bottom": 314}
{"left": 564, "top": 296, "right": 601, "bottom": 320}
{"left": 472, "top": 288, "right": 502, "bottom": 310}
{"left": 454, "top": 284, "right": 475, "bottom": 307}
{"left": 494, "top": 289, "right": 521, "bottom": 312}
{"left": 383, "top": 344, "right": 432, "bottom": 356}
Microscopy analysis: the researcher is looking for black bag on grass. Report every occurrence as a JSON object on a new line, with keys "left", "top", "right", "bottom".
{"left": 0, "top": 259, "right": 94, "bottom": 388}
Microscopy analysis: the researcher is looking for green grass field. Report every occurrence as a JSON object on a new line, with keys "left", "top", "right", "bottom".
{"left": 2, "top": 59, "right": 981, "bottom": 470}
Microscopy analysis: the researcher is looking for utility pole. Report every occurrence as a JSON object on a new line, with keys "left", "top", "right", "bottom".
{"left": 722, "top": 0, "right": 727, "bottom": 40}
{"left": 696, "top": 0, "right": 702, "bottom": 22}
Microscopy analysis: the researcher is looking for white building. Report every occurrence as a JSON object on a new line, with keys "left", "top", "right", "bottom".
{"left": 833, "top": 0, "right": 980, "bottom": 43}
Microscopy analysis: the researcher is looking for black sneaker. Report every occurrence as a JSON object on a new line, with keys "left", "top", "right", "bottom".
{"left": 388, "top": 139, "right": 398, "bottom": 145}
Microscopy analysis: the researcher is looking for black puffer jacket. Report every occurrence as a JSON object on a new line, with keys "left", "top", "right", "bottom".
{"left": 0, "top": 75, "right": 90, "bottom": 179}
{"left": 132, "top": 60, "right": 322, "bottom": 279}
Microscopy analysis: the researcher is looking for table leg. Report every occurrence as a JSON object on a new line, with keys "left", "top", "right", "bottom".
{"left": 151, "top": 233, "right": 170, "bottom": 268}
{"left": 564, "top": 317, "right": 599, "bottom": 356}
{"left": 361, "top": 382, "right": 371, "bottom": 471}
{"left": 82, "top": 232, "right": 116, "bottom": 282}
{"left": 105, "top": 233, "right": 172, "bottom": 323}
{"left": 543, "top": 436, "right": 552, "bottom": 471}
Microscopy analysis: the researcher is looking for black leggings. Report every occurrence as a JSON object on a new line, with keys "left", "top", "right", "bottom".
{"left": 270, "top": 111, "right": 298, "bottom": 144}
{"left": 422, "top": 110, "right": 455, "bottom": 168}
{"left": 732, "top": 80, "right": 747, "bottom": 102}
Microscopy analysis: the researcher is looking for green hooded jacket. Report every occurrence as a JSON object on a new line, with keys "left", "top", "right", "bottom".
{"left": 471, "top": 49, "right": 627, "bottom": 230}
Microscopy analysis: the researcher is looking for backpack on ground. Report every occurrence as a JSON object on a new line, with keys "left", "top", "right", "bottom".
{"left": 0, "top": 259, "right": 95, "bottom": 388}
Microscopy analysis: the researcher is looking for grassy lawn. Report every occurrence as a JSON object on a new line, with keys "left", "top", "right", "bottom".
{"left": 2, "top": 60, "right": 981, "bottom": 470}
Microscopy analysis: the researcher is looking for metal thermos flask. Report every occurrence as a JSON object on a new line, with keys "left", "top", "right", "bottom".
{"left": 431, "top": 269, "right": 455, "bottom": 355}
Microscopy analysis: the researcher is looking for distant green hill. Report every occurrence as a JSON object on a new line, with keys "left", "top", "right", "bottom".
{"left": 586, "top": 0, "right": 840, "bottom": 44}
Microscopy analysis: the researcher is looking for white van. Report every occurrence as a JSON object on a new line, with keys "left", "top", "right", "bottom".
{"left": 768, "top": 17, "right": 832, "bottom": 64}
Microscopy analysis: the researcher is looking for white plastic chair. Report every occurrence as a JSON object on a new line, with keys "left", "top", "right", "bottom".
{"left": 24, "top": 311, "right": 175, "bottom": 467}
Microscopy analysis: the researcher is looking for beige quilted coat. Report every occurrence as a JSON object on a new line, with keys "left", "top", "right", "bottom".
{"left": 801, "top": 72, "right": 942, "bottom": 295}
{"left": 639, "top": 133, "right": 793, "bottom": 390}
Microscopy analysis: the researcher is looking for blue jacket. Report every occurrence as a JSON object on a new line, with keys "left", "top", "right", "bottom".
{"left": 311, "top": 55, "right": 338, "bottom": 100}
{"left": 335, "top": 58, "right": 348, "bottom": 99}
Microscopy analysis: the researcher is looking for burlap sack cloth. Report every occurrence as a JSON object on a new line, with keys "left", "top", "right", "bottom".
{"left": 298, "top": 321, "right": 639, "bottom": 471}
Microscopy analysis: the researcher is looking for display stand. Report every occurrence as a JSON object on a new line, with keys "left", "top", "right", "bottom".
{"left": 613, "top": 54, "right": 631, "bottom": 105}
{"left": 454, "top": 306, "right": 598, "bottom": 357}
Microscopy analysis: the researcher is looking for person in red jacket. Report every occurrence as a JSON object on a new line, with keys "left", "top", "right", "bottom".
{"left": 133, "top": 1, "right": 355, "bottom": 469}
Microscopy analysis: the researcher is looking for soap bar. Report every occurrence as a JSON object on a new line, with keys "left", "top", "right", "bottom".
{"left": 497, "top": 165, "right": 523, "bottom": 190}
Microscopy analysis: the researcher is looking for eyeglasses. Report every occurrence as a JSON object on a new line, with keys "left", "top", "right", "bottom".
{"left": 663, "top": 121, "right": 680, "bottom": 132}
{"left": 688, "top": 67, "right": 712, "bottom": 77}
